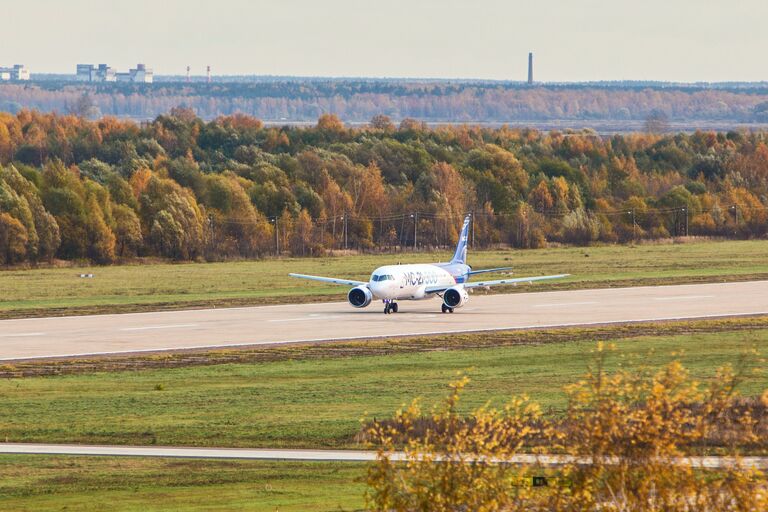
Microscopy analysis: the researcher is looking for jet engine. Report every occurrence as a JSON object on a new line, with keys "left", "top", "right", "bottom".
{"left": 348, "top": 286, "right": 373, "bottom": 308}
{"left": 443, "top": 285, "right": 468, "bottom": 309}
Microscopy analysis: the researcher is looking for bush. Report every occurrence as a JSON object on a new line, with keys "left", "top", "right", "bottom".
{"left": 365, "top": 345, "right": 768, "bottom": 511}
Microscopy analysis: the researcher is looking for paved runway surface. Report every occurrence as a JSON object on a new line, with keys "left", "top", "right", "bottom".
{"left": 2, "top": 443, "right": 766, "bottom": 469}
{"left": 2, "top": 280, "right": 768, "bottom": 360}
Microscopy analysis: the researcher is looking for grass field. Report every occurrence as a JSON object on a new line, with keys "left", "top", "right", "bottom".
{"left": 2, "top": 327, "right": 766, "bottom": 449}
{"left": 1, "top": 239, "right": 768, "bottom": 318}
{"left": 0, "top": 456, "right": 364, "bottom": 512}
{"left": 2, "top": 324, "right": 767, "bottom": 511}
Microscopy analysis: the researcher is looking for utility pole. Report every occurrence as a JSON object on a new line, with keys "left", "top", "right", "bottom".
{"left": 208, "top": 215, "right": 214, "bottom": 258}
{"left": 342, "top": 214, "right": 348, "bottom": 251}
{"left": 628, "top": 210, "right": 636, "bottom": 241}
{"left": 412, "top": 212, "right": 418, "bottom": 251}
{"left": 399, "top": 214, "right": 406, "bottom": 249}
{"left": 682, "top": 207, "right": 688, "bottom": 237}
{"left": 272, "top": 217, "right": 279, "bottom": 255}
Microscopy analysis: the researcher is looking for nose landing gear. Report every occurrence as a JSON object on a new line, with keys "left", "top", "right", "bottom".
{"left": 383, "top": 300, "right": 399, "bottom": 314}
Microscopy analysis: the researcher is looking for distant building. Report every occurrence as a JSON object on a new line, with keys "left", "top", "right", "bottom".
{"left": 76, "top": 64, "right": 92, "bottom": 81}
{"left": 76, "top": 63, "right": 152, "bottom": 83}
{"left": 0, "top": 64, "right": 30, "bottom": 81}
{"left": 131, "top": 63, "right": 153, "bottom": 83}
{"left": 95, "top": 64, "right": 116, "bottom": 82}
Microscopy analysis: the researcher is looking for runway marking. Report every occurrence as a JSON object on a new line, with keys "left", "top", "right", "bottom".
{"left": 268, "top": 315, "right": 345, "bottom": 323}
{"left": 653, "top": 295, "right": 715, "bottom": 301}
{"left": 0, "top": 332, "right": 45, "bottom": 338}
{"left": 532, "top": 301, "right": 599, "bottom": 308}
{"left": 120, "top": 324, "right": 198, "bottom": 332}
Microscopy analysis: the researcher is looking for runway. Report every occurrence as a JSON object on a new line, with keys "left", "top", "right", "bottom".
{"left": 1, "top": 280, "right": 768, "bottom": 361}
{"left": 2, "top": 443, "right": 766, "bottom": 470}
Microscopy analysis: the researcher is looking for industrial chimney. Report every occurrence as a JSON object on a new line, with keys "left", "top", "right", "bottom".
{"left": 206, "top": 65, "right": 211, "bottom": 83}
{"left": 527, "top": 52, "right": 533, "bottom": 85}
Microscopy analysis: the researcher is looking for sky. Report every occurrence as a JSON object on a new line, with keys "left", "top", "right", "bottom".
{"left": 3, "top": 0, "right": 767, "bottom": 82}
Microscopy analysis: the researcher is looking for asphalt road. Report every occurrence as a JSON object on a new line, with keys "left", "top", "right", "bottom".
{"left": 2, "top": 443, "right": 765, "bottom": 469}
{"left": 2, "top": 280, "right": 768, "bottom": 361}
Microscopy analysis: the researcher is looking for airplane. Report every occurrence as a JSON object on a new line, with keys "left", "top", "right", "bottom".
{"left": 289, "top": 214, "right": 569, "bottom": 314}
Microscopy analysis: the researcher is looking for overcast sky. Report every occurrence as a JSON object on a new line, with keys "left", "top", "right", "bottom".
{"left": 3, "top": 0, "right": 766, "bottom": 82}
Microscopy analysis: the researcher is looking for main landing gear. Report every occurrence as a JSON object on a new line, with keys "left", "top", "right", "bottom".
{"left": 441, "top": 304, "right": 454, "bottom": 314}
{"left": 383, "top": 300, "right": 399, "bottom": 314}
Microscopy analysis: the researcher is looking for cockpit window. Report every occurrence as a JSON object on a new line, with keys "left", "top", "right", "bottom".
{"left": 372, "top": 274, "right": 394, "bottom": 282}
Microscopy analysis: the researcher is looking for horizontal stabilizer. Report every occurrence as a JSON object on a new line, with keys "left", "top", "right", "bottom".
{"left": 466, "top": 266, "right": 513, "bottom": 276}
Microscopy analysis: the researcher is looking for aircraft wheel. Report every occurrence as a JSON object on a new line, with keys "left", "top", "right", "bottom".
{"left": 384, "top": 304, "right": 390, "bottom": 314}
{"left": 391, "top": 303, "right": 398, "bottom": 313}
{"left": 449, "top": 307, "right": 454, "bottom": 314}
{"left": 441, "top": 304, "right": 448, "bottom": 313}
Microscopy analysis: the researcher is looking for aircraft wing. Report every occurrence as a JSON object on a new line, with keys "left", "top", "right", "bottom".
{"left": 425, "top": 274, "right": 569, "bottom": 294}
{"left": 289, "top": 273, "right": 367, "bottom": 287}
{"left": 463, "top": 274, "right": 570, "bottom": 289}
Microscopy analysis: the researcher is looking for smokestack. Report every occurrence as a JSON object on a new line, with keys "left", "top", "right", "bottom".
{"left": 527, "top": 52, "right": 533, "bottom": 85}
{"left": 186, "top": 65, "right": 190, "bottom": 82}
{"left": 206, "top": 65, "right": 211, "bottom": 83}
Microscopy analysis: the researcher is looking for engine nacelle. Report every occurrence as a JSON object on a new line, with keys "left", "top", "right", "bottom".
{"left": 348, "top": 285, "right": 373, "bottom": 308}
{"left": 443, "top": 285, "right": 468, "bottom": 309}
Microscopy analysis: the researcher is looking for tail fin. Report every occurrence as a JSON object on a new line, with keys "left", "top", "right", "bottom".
{"left": 450, "top": 215, "right": 471, "bottom": 264}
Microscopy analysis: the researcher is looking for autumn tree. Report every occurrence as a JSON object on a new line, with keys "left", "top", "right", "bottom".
{"left": 645, "top": 109, "right": 671, "bottom": 134}
{"left": 290, "top": 209, "right": 314, "bottom": 256}
{"left": 370, "top": 114, "right": 394, "bottom": 132}
{"left": 0, "top": 212, "right": 28, "bottom": 264}
{"left": 1, "top": 109, "right": 768, "bottom": 264}
{"left": 140, "top": 174, "right": 205, "bottom": 260}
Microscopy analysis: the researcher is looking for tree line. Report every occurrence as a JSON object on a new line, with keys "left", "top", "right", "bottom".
{"left": 2, "top": 81, "right": 768, "bottom": 122}
{"left": 1, "top": 108, "right": 768, "bottom": 265}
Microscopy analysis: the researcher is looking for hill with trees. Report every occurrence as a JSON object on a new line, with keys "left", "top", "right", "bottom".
{"left": 1, "top": 108, "right": 767, "bottom": 265}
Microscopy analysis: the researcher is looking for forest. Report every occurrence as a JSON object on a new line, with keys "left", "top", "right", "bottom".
{"left": 2, "top": 80, "right": 768, "bottom": 123}
{"left": 1, "top": 108, "right": 767, "bottom": 265}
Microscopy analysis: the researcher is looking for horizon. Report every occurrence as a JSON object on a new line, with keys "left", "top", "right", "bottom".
{"left": 23, "top": 72, "right": 768, "bottom": 87}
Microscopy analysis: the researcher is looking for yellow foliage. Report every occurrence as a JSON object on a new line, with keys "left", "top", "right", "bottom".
{"left": 365, "top": 347, "right": 767, "bottom": 511}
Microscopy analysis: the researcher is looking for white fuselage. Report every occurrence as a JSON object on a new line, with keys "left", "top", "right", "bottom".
{"left": 368, "top": 264, "right": 457, "bottom": 301}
